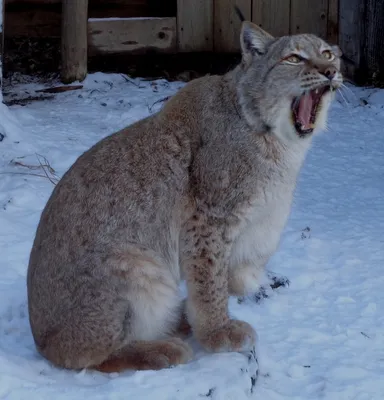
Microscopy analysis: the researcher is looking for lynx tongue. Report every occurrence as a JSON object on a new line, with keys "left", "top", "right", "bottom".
{"left": 297, "top": 92, "right": 313, "bottom": 130}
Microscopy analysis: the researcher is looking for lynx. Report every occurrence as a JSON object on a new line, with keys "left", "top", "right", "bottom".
{"left": 27, "top": 21, "right": 343, "bottom": 372}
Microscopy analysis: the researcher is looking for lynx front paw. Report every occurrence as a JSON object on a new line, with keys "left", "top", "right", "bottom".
{"left": 198, "top": 320, "right": 256, "bottom": 353}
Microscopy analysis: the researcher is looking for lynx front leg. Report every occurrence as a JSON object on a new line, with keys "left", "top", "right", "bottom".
{"left": 183, "top": 213, "right": 256, "bottom": 353}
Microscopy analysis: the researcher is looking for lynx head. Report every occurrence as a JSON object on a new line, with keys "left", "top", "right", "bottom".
{"left": 237, "top": 21, "right": 343, "bottom": 142}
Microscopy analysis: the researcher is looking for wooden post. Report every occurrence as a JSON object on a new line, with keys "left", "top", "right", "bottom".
{"left": 291, "top": 0, "right": 329, "bottom": 38}
{"left": 327, "top": 0, "right": 339, "bottom": 44}
{"left": 0, "top": 0, "right": 4, "bottom": 98}
{"left": 214, "top": 0, "right": 251, "bottom": 52}
{"left": 252, "top": 0, "right": 290, "bottom": 37}
{"left": 339, "top": 0, "right": 384, "bottom": 85}
{"left": 363, "top": 0, "right": 384, "bottom": 86}
{"left": 177, "top": 0, "right": 213, "bottom": 52}
{"left": 61, "top": 0, "right": 88, "bottom": 83}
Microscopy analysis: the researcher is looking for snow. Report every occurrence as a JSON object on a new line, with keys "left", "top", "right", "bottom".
{"left": 1, "top": 72, "right": 384, "bottom": 399}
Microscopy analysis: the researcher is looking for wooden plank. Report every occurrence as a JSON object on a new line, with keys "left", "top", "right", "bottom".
{"left": 0, "top": 0, "right": 4, "bottom": 97}
{"left": 61, "top": 0, "right": 88, "bottom": 83}
{"left": 252, "top": 0, "right": 290, "bottom": 37}
{"left": 290, "top": 0, "right": 328, "bottom": 38}
{"left": 5, "top": 9, "right": 61, "bottom": 37}
{"left": 363, "top": 0, "right": 384, "bottom": 85}
{"left": 177, "top": 0, "right": 213, "bottom": 52}
{"left": 338, "top": 0, "right": 361, "bottom": 79}
{"left": 327, "top": 0, "right": 339, "bottom": 44}
{"left": 89, "top": 0, "right": 150, "bottom": 18}
{"left": 214, "top": 0, "right": 251, "bottom": 52}
{"left": 6, "top": 0, "right": 145, "bottom": 5}
{"left": 88, "top": 17, "right": 177, "bottom": 55}
{"left": 5, "top": 0, "right": 59, "bottom": 4}
{"left": 4, "top": 1, "right": 174, "bottom": 38}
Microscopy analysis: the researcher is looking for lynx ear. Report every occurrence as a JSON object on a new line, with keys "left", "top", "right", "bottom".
{"left": 240, "top": 21, "right": 274, "bottom": 59}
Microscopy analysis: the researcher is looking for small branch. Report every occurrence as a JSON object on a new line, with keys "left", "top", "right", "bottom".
{"left": 36, "top": 85, "right": 83, "bottom": 94}
{"left": 8, "top": 153, "right": 59, "bottom": 185}
{"left": 120, "top": 74, "right": 145, "bottom": 88}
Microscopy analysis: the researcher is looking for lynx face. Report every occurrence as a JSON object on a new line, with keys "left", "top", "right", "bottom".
{"left": 238, "top": 22, "right": 343, "bottom": 141}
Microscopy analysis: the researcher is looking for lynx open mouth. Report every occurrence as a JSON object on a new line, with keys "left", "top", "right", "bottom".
{"left": 291, "top": 86, "right": 331, "bottom": 136}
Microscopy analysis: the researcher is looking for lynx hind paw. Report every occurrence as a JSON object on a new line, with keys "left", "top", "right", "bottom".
{"left": 252, "top": 274, "right": 289, "bottom": 302}
{"left": 237, "top": 273, "right": 290, "bottom": 304}
{"left": 267, "top": 272, "right": 290, "bottom": 289}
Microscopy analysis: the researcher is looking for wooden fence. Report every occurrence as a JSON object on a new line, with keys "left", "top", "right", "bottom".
{"left": 2, "top": 0, "right": 384, "bottom": 85}
{"left": 178, "top": 0, "right": 338, "bottom": 52}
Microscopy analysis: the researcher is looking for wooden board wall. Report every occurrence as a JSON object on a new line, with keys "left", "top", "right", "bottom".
{"left": 4, "top": 0, "right": 342, "bottom": 56}
{"left": 252, "top": 0, "right": 290, "bottom": 37}
{"left": 214, "top": 0, "right": 251, "bottom": 52}
{"left": 290, "top": 0, "right": 329, "bottom": 38}
{"left": 88, "top": 17, "right": 177, "bottom": 55}
{"left": 0, "top": 0, "right": 4, "bottom": 94}
{"left": 177, "top": 0, "right": 213, "bottom": 51}
{"left": 327, "top": 0, "right": 339, "bottom": 44}
{"left": 339, "top": 0, "right": 384, "bottom": 84}
{"left": 252, "top": 0, "right": 338, "bottom": 40}
{"left": 363, "top": 0, "right": 384, "bottom": 84}
{"left": 5, "top": 0, "right": 176, "bottom": 38}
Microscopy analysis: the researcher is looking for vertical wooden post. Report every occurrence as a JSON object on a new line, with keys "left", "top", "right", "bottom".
{"left": 252, "top": 0, "right": 291, "bottom": 37}
{"left": 0, "top": 0, "right": 5, "bottom": 99}
{"left": 363, "top": 0, "right": 384, "bottom": 85}
{"left": 214, "top": 0, "right": 251, "bottom": 52}
{"left": 290, "top": 0, "right": 328, "bottom": 38}
{"left": 327, "top": 0, "right": 339, "bottom": 44}
{"left": 61, "top": 0, "right": 88, "bottom": 83}
{"left": 177, "top": 0, "right": 213, "bottom": 52}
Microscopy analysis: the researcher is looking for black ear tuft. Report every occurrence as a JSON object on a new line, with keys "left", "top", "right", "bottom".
{"left": 234, "top": 5, "right": 246, "bottom": 22}
{"left": 240, "top": 22, "right": 274, "bottom": 60}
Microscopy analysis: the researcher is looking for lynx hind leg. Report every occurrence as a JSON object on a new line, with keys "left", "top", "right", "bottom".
{"left": 94, "top": 337, "right": 193, "bottom": 373}
{"left": 37, "top": 251, "right": 193, "bottom": 372}
{"left": 173, "top": 299, "right": 192, "bottom": 338}
{"left": 96, "top": 296, "right": 194, "bottom": 372}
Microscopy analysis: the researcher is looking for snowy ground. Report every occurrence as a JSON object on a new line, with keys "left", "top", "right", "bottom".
{"left": 0, "top": 72, "right": 384, "bottom": 400}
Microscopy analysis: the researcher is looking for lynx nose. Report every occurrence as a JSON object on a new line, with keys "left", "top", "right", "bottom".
{"left": 322, "top": 66, "right": 337, "bottom": 80}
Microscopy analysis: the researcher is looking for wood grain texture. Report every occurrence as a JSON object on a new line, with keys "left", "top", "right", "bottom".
{"left": 338, "top": 0, "right": 361, "bottom": 78}
{"left": 327, "top": 0, "right": 339, "bottom": 44}
{"left": 5, "top": 0, "right": 59, "bottom": 3}
{"left": 290, "top": 0, "right": 328, "bottom": 38}
{"left": 0, "top": 0, "right": 4, "bottom": 92}
{"left": 252, "top": 0, "right": 290, "bottom": 37}
{"left": 61, "top": 0, "right": 88, "bottom": 83}
{"left": 5, "top": 9, "right": 61, "bottom": 37}
{"left": 362, "top": 0, "right": 384, "bottom": 84}
{"left": 214, "top": 0, "right": 251, "bottom": 52}
{"left": 88, "top": 17, "right": 177, "bottom": 55}
{"left": 5, "top": 0, "right": 147, "bottom": 4}
{"left": 177, "top": 0, "right": 213, "bottom": 52}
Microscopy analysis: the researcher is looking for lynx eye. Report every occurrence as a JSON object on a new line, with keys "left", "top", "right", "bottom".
{"left": 284, "top": 54, "right": 304, "bottom": 64}
{"left": 322, "top": 50, "right": 334, "bottom": 60}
